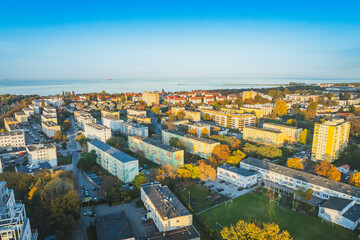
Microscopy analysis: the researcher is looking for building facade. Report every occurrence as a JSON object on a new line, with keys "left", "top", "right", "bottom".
{"left": 41, "top": 121, "right": 61, "bottom": 138}
{"left": 127, "top": 115, "right": 151, "bottom": 124}
{"left": 263, "top": 123, "right": 302, "bottom": 143}
{"left": 217, "top": 165, "right": 258, "bottom": 188}
{"left": 187, "top": 122, "right": 211, "bottom": 137}
{"left": 41, "top": 114, "right": 58, "bottom": 124}
{"left": 101, "top": 116, "right": 123, "bottom": 131}
{"left": 87, "top": 140, "right": 139, "bottom": 183}
{"left": 127, "top": 109, "right": 147, "bottom": 117}
{"left": 243, "top": 126, "right": 284, "bottom": 146}
{"left": 311, "top": 119, "right": 350, "bottom": 162}
{"left": 0, "top": 131, "right": 25, "bottom": 148}
{"left": 162, "top": 129, "right": 219, "bottom": 159}
{"left": 142, "top": 91, "right": 160, "bottom": 106}
{"left": 14, "top": 111, "right": 28, "bottom": 123}
{"left": 101, "top": 109, "right": 120, "bottom": 119}
{"left": 26, "top": 144, "right": 57, "bottom": 167}
{"left": 119, "top": 121, "right": 149, "bottom": 137}
{"left": 84, "top": 123, "right": 112, "bottom": 142}
{"left": 129, "top": 136, "right": 184, "bottom": 169}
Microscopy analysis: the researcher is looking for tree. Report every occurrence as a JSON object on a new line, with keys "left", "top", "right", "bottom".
{"left": 226, "top": 150, "right": 246, "bottom": 165}
{"left": 349, "top": 172, "right": 360, "bottom": 187}
{"left": 54, "top": 130, "right": 67, "bottom": 143}
{"left": 168, "top": 114, "right": 176, "bottom": 122}
{"left": 178, "top": 125, "right": 188, "bottom": 133}
{"left": 187, "top": 129, "right": 197, "bottom": 136}
{"left": 273, "top": 101, "right": 288, "bottom": 117}
{"left": 286, "top": 158, "right": 303, "bottom": 170}
{"left": 197, "top": 160, "right": 216, "bottom": 181}
{"left": 221, "top": 220, "right": 292, "bottom": 240}
{"left": 62, "top": 120, "right": 72, "bottom": 131}
{"left": 151, "top": 106, "right": 160, "bottom": 114}
{"left": 314, "top": 161, "right": 341, "bottom": 181}
{"left": 176, "top": 111, "right": 185, "bottom": 120}
{"left": 133, "top": 172, "right": 147, "bottom": 189}
{"left": 202, "top": 113, "right": 212, "bottom": 121}
{"left": 307, "top": 101, "right": 318, "bottom": 112}
{"left": 75, "top": 134, "right": 87, "bottom": 146}
{"left": 344, "top": 92, "right": 351, "bottom": 100}
{"left": 304, "top": 189, "right": 313, "bottom": 200}
{"left": 169, "top": 137, "right": 180, "bottom": 148}
{"left": 286, "top": 119, "right": 298, "bottom": 127}
{"left": 77, "top": 150, "right": 97, "bottom": 171}
{"left": 106, "top": 136, "right": 126, "bottom": 149}
{"left": 298, "top": 129, "right": 308, "bottom": 145}
{"left": 177, "top": 164, "right": 200, "bottom": 179}
{"left": 201, "top": 128, "right": 209, "bottom": 137}
{"left": 234, "top": 98, "right": 243, "bottom": 107}
{"left": 211, "top": 144, "right": 230, "bottom": 165}
{"left": 156, "top": 163, "right": 177, "bottom": 182}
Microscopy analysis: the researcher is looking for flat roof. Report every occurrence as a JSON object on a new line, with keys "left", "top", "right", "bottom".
{"left": 263, "top": 122, "right": 301, "bottom": 130}
{"left": 141, "top": 182, "right": 191, "bottom": 219}
{"left": 42, "top": 114, "right": 56, "bottom": 119}
{"left": 121, "top": 120, "right": 147, "bottom": 128}
{"left": 321, "top": 197, "right": 352, "bottom": 211}
{"left": 0, "top": 131, "right": 23, "bottom": 137}
{"left": 26, "top": 144, "right": 56, "bottom": 151}
{"left": 244, "top": 126, "right": 283, "bottom": 134}
{"left": 6, "top": 123, "right": 21, "bottom": 131}
{"left": 131, "top": 136, "right": 183, "bottom": 153}
{"left": 86, "top": 123, "right": 110, "bottom": 130}
{"left": 95, "top": 212, "right": 134, "bottom": 240}
{"left": 343, "top": 204, "right": 360, "bottom": 222}
{"left": 219, "top": 165, "right": 258, "bottom": 177}
{"left": 42, "top": 121, "right": 59, "bottom": 127}
{"left": 4, "top": 117, "right": 17, "bottom": 122}
{"left": 163, "top": 129, "right": 219, "bottom": 145}
{"left": 148, "top": 225, "right": 200, "bottom": 240}
{"left": 241, "top": 157, "right": 360, "bottom": 198}
{"left": 88, "top": 140, "right": 137, "bottom": 163}
{"left": 14, "top": 111, "right": 26, "bottom": 116}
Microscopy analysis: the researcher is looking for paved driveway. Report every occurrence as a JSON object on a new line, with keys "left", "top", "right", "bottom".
{"left": 204, "top": 178, "right": 253, "bottom": 199}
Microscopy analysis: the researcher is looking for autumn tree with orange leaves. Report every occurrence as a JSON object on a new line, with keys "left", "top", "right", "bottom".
{"left": 286, "top": 158, "right": 303, "bottom": 170}
{"left": 349, "top": 172, "right": 360, "bottom": 187}
{"left": 314, "top": 161, "right": 341, "bottom": 181}
{"left": 211, "top": 144, "right": 230, "bottom": 165}
{"left": 197, "top": 160, "right": 216, "bottom": 181}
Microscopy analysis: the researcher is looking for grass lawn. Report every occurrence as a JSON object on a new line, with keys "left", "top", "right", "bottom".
{"left": 177, "top": 182, "right": 229, "bottom": 213}
{"left": 200, "top": 193, "right": 357, "bottom": 240}
{"left": 57, "top": 155, "right": 72, "bottom": 165}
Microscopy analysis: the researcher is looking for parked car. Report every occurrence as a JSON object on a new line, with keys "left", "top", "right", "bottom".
{"left": 217, "top": 188, "right": 224, "bottom": 192}
{"left": 83, "top": 211, "right": 93, "bottom": 216}
{"left": 141, "top": 216, "right": 148, "bottom": 223}
{"left": 219, "top": 180, "right": 225, "bottom": 183}
{"left": 208, "top": 184, "right": 214, "bottom": 188}
{"left": 237, "top": 187, "right": 244, "bottom": 191}
{"left": 225, "top": 182, "right": 231, "bottom": 185}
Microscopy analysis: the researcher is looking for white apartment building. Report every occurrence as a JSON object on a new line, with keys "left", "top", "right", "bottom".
{"left": 142, "top": 91, "right": 160, "bottom": 106}
{"left": 41, "top": 114, "right": 58, "bottom": 124}
{"left": 240, "top": 157, "right": 360, "bottom": 203}
{"left": 141, "top": 183, "right": 194, "bottom": 232}
{"left": 26, "top": 144, "right": 57, "bottom": 167}
{"left": 84, "top": 123, "right": 112, "bottom": 142}
{"left": 41, "top": 121, "right": 61, "bottom": 138}
{"left": 29, "top": 104, "right": 41, "bottom": 114}
{"left": 102, "top": 116, "right": 123, "bottom": 131}
{"left": 0, "top": 182, "right": 37, "bottom": 240}
{"left": 127, "top": 109, "right": 147, "bottom": 117}
{"left": 119, "top": 121, "right": 148, "bottom": 137}
{"left": 217, "top": 165, "right": 258, "bottom": 188}
{"left": 14, "top": 111, "right": 28, "bottom": 123}
{"left": 0, "top": 131, "right": 25, "bottom": 148}
{"left": 87, "top": 140, "right": 139, "bottom": 183}
{"left": 22, "top": 108, "right": 34, "bottom": 117}
{"left": 187, "top": 122, "right": 211, "bottom": 137}
{"left": 74, "top": 112, "right": 96, "bottom": 128}
{"left": 42, "top": 110, "right": 57, "bottom": 118}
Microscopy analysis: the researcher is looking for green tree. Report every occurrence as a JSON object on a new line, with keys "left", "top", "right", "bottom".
{"left": 151, "top": 106, "right": 160, "bottom": 114}
{"left": 202, "top": 113, "right": 212, "bottom": 121}
{"left": 120, "top": 95, "right": 126, "bottom": 102}
{"left": 344, "top": 92, "right": 351, "bottom": 100}
{"left": 168, "top": 114, "right": 176, "bottom": 121}
{"left": 75, "top": 134, "right": 88, "bottom": 146}
{"left": 176, "top": 111, "right": 185, "bottom": 120}
{"left": 133, "top": 172, "right": 147, "bottom": 189}
{"left": 77, "top": 150, "right": 97, "bottom": 171}
{"left": 106, "top": 136, "right": 126, "bottom": 149}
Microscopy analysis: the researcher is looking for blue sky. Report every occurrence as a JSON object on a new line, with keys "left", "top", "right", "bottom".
{"left": 1, "top": 0, "right": 360, "bottom": 81}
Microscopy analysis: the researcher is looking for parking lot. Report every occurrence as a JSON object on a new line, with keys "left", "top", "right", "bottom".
{"left": 204, "top": 178, "right": 253, "bottom": 199}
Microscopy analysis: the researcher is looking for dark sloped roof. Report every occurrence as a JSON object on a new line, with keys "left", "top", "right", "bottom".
{"left": 241, "top": 157, "right": 360, "bottom": 198}
{"left": 343, "top": 204, "right": 360, "bottom": 222}
{"left": 219, "top": 165, "right": 258, "bottom": 177}
{"left": 321, "top": 197, "right": 352, "bottom": 211}
{"left": 88, "top": 139, "right": 137, "bottom": 163}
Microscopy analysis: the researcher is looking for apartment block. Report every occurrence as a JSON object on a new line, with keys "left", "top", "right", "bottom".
{"left": 201, "top": 109, "right": 256, "bottom": 131}
{"left": 263, "top": 123, "right": 302, "bottom": 143}
{"left": 26, "top": 143, "right": 57, "bottom": 167}
{"left": 4, "top": 117, "right": 19, "bottom": 132}
{"left": 220, "top": 107, "right": 264, "bottom": 119}
{"left": 41, "top": 121, "right": 61, "bottom": 138}
{"left": 87, "top": 140, "right": 139, "bottom": 183}
{"left": 311, "top": 119, "right": 350, "bottom": 162}
{"left": 142, "top": 91, "right": 160, "bottom": 105}
{"left": 242, "top": 90, "right": 254, "bottom": 100}
{"left": 141, "top": 182, "right": 198, "bottom": 235}
{"left": 29, "top": 104, "right": 41, "bottom": 114}
{"left": 102, "top": 116, "right": 123, "bottom": 131}
{"left": 171, "top": 107, "right": 201, "bottom": 121}
{"left": 119, "top": 121, "right": 149, "bottom": 137}
{"left": 127, "top": 115, "right": 151, "bottom": 124}
{"left": 162, "top": 129, "right": 219, "bottom": 159}
{"left": 41, "top": 114, "right": 58, "bottom": 124}
{"left": 84, "top": 123, "right": 112, "bottom": 142}
{"left": 101, "top": 109, "right": 120, "bottom": 119}
{"left": 187, "top": 122, "right": 211, "bottom": 137}
{"left": 14, "top": 111, "right": 28, "bottom": 123}
{"left": 0, "top": 182, "right": 37, "bottom": 240}
{"left": 0, "top": 131, "right": 25, "bottom": 148}
{"left": 74, "top": 111, "right": 96, "bottom": 128}
{"left": 22, "top": 108, "right": 34, "bottom": 117}
{"left": 217, "top": 165, "right": 258, "bottom": 188}
{"left": 42, "top": 110, "right": 57, "bottom": 118}
{"left": 240, "top": 157, "right": 360, "bottom": 203}
{"left": 129, "top": 136, "right": 184, "bottom": 169}
{"left": 127, "top": 109, "right": 147, "bottom": 117}
{"left": 243, "top": 126, "right": 284, "bottom": 146}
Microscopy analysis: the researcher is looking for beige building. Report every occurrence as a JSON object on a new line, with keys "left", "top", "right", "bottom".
{"left": 162, "top": 129, "right": 219, "bottom": 159}
{"left": 127, "top": 109, "right": 147, "bottom": 117}
{"left": 14, "top": 111, "right": 28, "bottom": 123}
{"left": 311, "top": 119, "right": 350, "bottom": 162}
{"left": 243, "top": 126, "right": 284, "bottom": 147}
{"left": 242, "top": 90, "right": 254, "bottom": 100}
{"left": 142, "top": 91, "right": 160, "bottom": 105}
{"left": 41, "top": 121, "right": 61, "bottom": 138}
{"left": 127, "top": 115, "right": 151, "bottom": 124}
{"left": 26, "top": 143, "right": 57, "bottom": 167}
{"left": 141, "top": 183, "right": 194, "bottom": 232}
{"left": 187, "top": 122, "right": 211, "bottom": 137}
{"left": 41, "top": 114, "right": 58, "bottom": 124}
{"left": 74, "top": 111, "right": 96, "bottom": 128}
{"left": 263, "top": 123, "right": 302, "bottom": 143}
{"left": 101, "top": 109, "right": 120, "bottom": 119}
{"left": 84, "top": 123, "right": 112, "bottom": 142}
{"left": 4, "top": 117, "right": 19, "bottom": 132}
{"left": 0, "top": 131, "right": 25, "bottom": 148}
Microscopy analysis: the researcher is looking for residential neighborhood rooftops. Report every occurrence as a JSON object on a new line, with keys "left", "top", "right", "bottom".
{"left": 86, "top": 122, "right": 110, "bottom": 130}
{"left": 14, "top": 111, "right": 26, "bottom": 116}
{"left": 141, "top": 182, "right": 191, "bottom": 220}
{"left": 95, "top": 212, "right": 134, "bottom": 240}
{"left": 321, "top": 197, "right": 353, "bottom": 211}
{"left": 26, "top": 143, "right": 56, "bottom": 152}
{"left": 244, "top": 126, "right": 283, "bottom": 134}
{"left": 241, "top": 157, "right": 360, "bottom": 198}
{"left": 147, "top": 225, "right": 200, "bottom": 240}
{"left": 163, "top": 129, "right": 219, "bottom": 144}
{"left": 88, "top": 139, "right": 137, "bottom": 163}
{"left": 219, "top": 165, "right": 258, "bottom": 177}
{"left": 4, "top": 117, "right": 17, "bottom": 123}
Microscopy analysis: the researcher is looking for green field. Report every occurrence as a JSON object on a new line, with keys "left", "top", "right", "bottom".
{"left": 177, "top": 182, "right": 229, "bottom": 213}
{"left": 57, "top": 155, "right": 72, "bottom": 165}
{"left": 199, "top": 193, "right": 357, "bottom": 240}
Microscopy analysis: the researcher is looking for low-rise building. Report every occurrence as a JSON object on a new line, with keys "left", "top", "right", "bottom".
{"left": 0, "top": 131, "right": 25, "bottom": 148}
{"left": 84, "top": 123, "right": 111, "bottom": 142}
{"left": 74, "top": 111, "right": 96, "bottom": 128}
{"left": 141, "top": 182, "right": 197, "bottom": 234}
{"left": 29, "top": 104, "right": 41, "bottom": 114}
{"left": 129, "top": 136, "right": 184, "bottom": 169}
{"left": 217, "top": 165, "right": 258, "bottom": 188}
{"left": 41, "top": 114, "right": 58, "bottom": 124}
{"left": 22, "top": 108, "right": 35, "bottom": 117}
{"left": 127, "top": 115, "right": 151, "bottom": 124}
{"left": 318, "top": 197, "right": 360, "bottom": 230}
{"left": 101, "top": 116, "right": 123, "bottom": 131}
{"left": 26, "top": 143, "right": 57, "bottom": 167}
{"left": 119, "top": 121, "right": 149, "bottom": 137}
{"left": 87, "top": 140, "right": 139, "bottom": 183}
{"left": 41, "top": 121, "right": 61, "bottom": 138}
{"left": 4, "top": 117, "right": 18, "bottom": 131}
{"left": 127, "top": 109, "right": 147, "bottom": 117}
{"left": 101, "top": 109, "right": 120, "bottom": 119}
{"left": 338, "top": 164, "right": 351, "bottom": 174}
{"left": 243, "top": 126, "right": 284, "bottom": 146}
{"left": 263, "top": 123, "right": 303, "bottom": 143}
{"left": 162, "top": 129, "right": 219, "bottom": 159}
{"left": 14, "top": 111, "right": 28, "bottom": 123}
